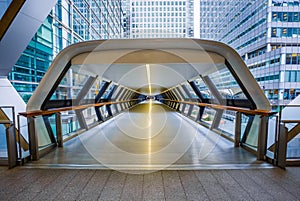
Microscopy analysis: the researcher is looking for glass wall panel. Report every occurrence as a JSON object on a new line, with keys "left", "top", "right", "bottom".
{"left": 36, "top": 116, "right": 52, "bottom": 148}
{"left": 0, "top": 124, "right": 7, "bottom": 158}
{"left": 201, "top": 108, "right": 216, "bottom": 126}
{"left": 117, "top": 104, "right": 122, "bottom": 112}
{"left": 83, "top": 108, "right": 98, "bottom": 127}
{"left": 243, "top": 115, "right": 260, "bottom": 149}
{"left": 110, "top": 104, "right": 117, "bottom": 115}
{"left": 183, "top": 104, "right": 190, "bottom": 115}
{"left": 240, "top": 114, "right": 250, "bottom": 139}
{"left": 287, "top": 133, "right": 300, "bottom": 158}
{"left": 190, "top": 105, "right": 200, "bottom": 120}
{"left": 48, "top": 112, "right": 81, "bottom": 139}
{"left": 218, "top": 110, "right": 236, "bottom": 138}
{"left": 100, "top": 106, "right": 109, "bottom": 118}
{"left": 267, "top": 117, "right": 277, "bottom": 151}
{"left": 179, "top": 104, "right": 184, "bottom": 112}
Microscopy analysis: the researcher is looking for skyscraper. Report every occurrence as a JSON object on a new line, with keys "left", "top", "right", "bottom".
{"left": 200, "top": 0, "right": 300, "bottom": 106}
{"left": 8, "top": 0, "right": 125, "bottom": 102}
{"left": 129, "top": 0, "right": 194, "bottom": 38}
{"left": 199, "top": 0, "right": 228, "bottom": 40}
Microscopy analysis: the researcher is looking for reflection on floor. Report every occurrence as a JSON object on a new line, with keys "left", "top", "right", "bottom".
{"left": 28, "top": 101, "right": 271, "bottom": 170}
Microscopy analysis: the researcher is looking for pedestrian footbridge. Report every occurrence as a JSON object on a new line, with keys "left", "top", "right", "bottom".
{"left": 1, "top": 39, "right": 299, "bottom": 169}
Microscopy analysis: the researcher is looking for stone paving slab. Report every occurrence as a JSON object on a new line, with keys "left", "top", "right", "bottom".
{"left": 0, "top": 167, "right": 299, "bottom": 201}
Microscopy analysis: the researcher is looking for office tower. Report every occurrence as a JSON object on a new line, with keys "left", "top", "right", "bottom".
{"left": 129, "top": 0, "right": 194, "bottom": 38}
{"left": 199, "top": 0, "right": 229, "bottom": 40}
{"left": 8, "top": 0, "right": 125, "bottom": 102}
{"left": 200, "top": 0, "right": 300, "bottom": 105}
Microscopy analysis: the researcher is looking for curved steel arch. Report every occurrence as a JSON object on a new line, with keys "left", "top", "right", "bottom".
{"left": 27, "top": 38, "right": 270, "bottom": 111}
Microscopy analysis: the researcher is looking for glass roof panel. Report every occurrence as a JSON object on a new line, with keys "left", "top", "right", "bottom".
{"left": 50, "top": 65, "right": 90, "bottom": 100}
{"left": 193, "top": 77, "right": 214, "bottom": 99}
{"left": 207, "top": 66, "right": 247, "bottom": 100}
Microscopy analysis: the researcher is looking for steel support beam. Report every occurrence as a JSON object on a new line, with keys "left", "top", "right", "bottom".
{"left": 75, "top": 110, "right": 88, "bottom": 130}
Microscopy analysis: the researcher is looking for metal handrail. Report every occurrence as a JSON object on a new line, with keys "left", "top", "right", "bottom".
{"left": 161, "top": 99, "right": 275, "bottom": 116}
{"left": 19, "top": 99, "right": 139, "bottom": 117}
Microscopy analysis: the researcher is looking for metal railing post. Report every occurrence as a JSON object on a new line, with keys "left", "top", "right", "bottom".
{"left": 257, "top": 116, "right": 269, "bottom": 160}
{"left": 6, "top": 123, "right": 17, "bottom": 168}
{"left": 17, "top": 115, "right": 22, "bottom": 161}
{"left": 56, "top": 112, "right": 63, "bottom": 147}
{"left": 234, "top": 112, "right": 241, "bottom": 147}
{"left": 28, "top": 116, "right": 39, "bottom": 160}
{"left": 276, "top": 123, "right": 288, "bottom": 169}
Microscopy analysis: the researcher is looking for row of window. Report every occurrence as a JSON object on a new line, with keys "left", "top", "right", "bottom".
{"left": 246, "top": 52, "right": 300, "bottom": 68}
{"left": 271, "top": 27, "right": 300, "bottom": 38}
{"left": 228, "top": 18, "right": 266, "bottom": 45}
{"left": 133, "top": 17, "right": 186, "bottom": 23}
{"left": 286, "top": 53, "right": 300, "bottom": 64}
{"left": 131, "top": 33, "right": 185, "bottom": 38}
{"left": 272, "top": 0, "right": 300, "bottom": 7}
{"left": 132, "top": 1, "right": 186, "bottom": 6}
{"left": 248, "top": 57, "right": 280, "bottom": 70}
{"left": 256, "top": 74, "right": 280, "bottom": 82}
{"left": 272, "top": 12, "right": 300, "bottom": 22}
{"left": 132, "top": 6, "right": 186, "bottom": 12}
{"left": 248, "top": 47, "right": 267, "bottom": 59}
{"left": 284, "top": 70, "right": 300, "bottom": 82}
{"left": 132, "top": 28, "right": 185, "bottom": 33}
{"left": 132, "top": 23, "right": 186, "bottom": 29}
{"left": 132, "top": 12, "right": 186, "bottom": 18}
{"left": 236, "top": 32, "right": 266, "bottom": 50}
{"left": 223, "top": 2, "right": 252, "bottom": 28}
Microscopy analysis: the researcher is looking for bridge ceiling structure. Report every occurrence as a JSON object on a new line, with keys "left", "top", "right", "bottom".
{"left": 27, "top": 38, "right": 270, "bottom": 112}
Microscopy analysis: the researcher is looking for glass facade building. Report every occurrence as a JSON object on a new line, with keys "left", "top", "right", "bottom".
{"left": 129, "top": 0, "right": 194, "bottom": 38}
{"left": 8, "top": 0, "right": 125, "bottom": 102}
{"left": 200, "top": 0, "right": 300, "bottom": 106}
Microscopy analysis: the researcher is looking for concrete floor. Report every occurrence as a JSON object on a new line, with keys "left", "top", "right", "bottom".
{"left": 29, "top": 101, "right": 269, "bottom": 170}
{"left": 0, "top": 166, "right": 300, "bottom": 201}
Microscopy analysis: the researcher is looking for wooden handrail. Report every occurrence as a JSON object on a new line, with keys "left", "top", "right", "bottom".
{"left": 161, "top": 99, "right": 276, "bottom": 116}
{"left": 19, "top": 98, "right": 275, "bottom": 118}
{"left": 19, "top": 99, "right": 139, "bottom": 117}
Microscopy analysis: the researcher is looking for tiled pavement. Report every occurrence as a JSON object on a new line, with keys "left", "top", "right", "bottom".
{"left": 0, "top": 166, "right": 299, "bottom": 201}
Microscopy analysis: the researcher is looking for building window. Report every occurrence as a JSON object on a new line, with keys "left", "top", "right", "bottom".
{"left": 286, "top": 53, "right": 300, "bottom": 64}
